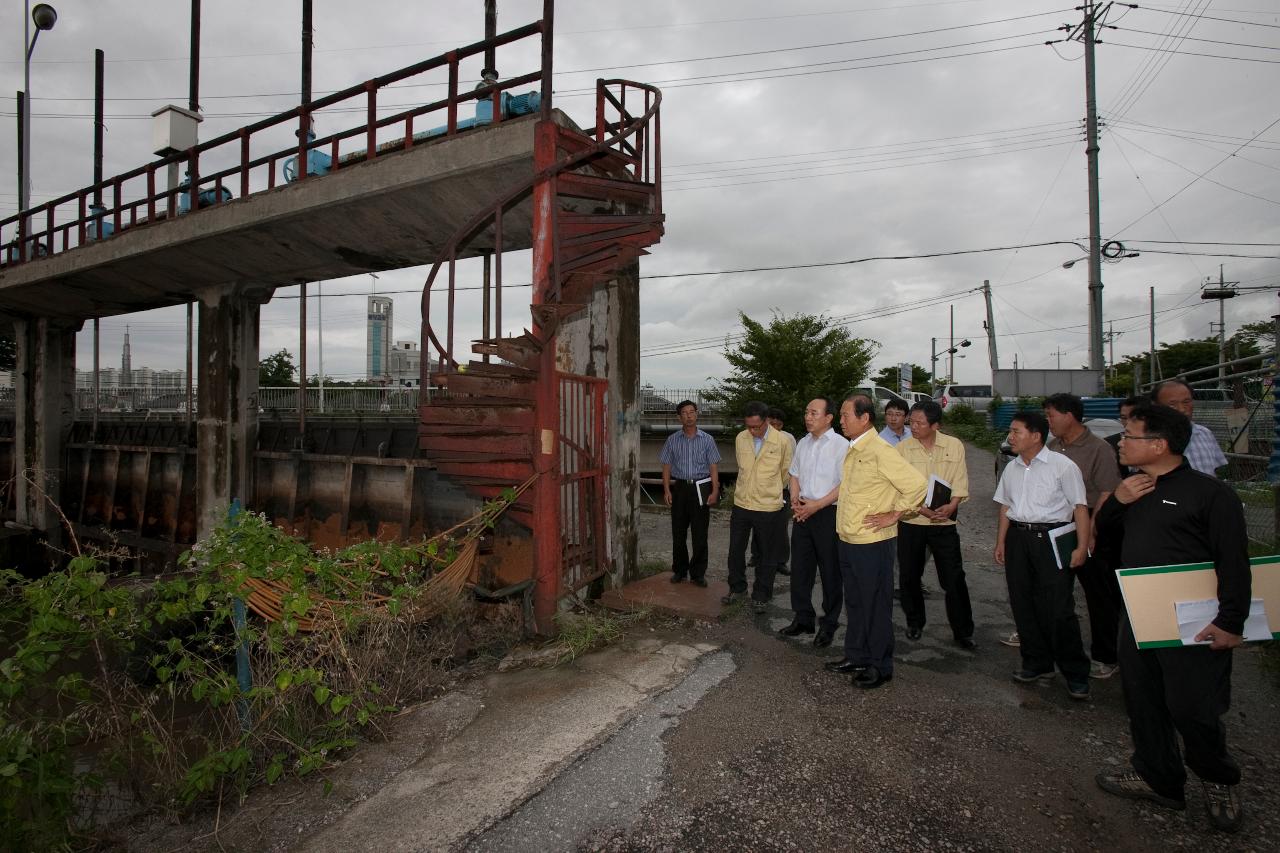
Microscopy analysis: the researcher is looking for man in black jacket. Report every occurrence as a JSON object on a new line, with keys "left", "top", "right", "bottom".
{"left": 1093, "top": 404, "right": 1250, "bottom": 833}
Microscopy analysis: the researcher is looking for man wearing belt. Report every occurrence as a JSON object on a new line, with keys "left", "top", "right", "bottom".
{"left": 993, "top": 411, "right": 1092, "bottom": 700}
{"left": 779, "top": 397, "right": 848, "bottom": 647}
{"left": 1044, "top": 392, "right": 1123, "bottom": 680}
{"left": 825, "top": 394, "right": 926, "bottom": 689}
{"left": 723, "top": 400, "right": 794, "bottom": 613}
{"left": 660, "top": 400, "right": 721, "bottom": 587}
{"left": 896, "top": 400, "right": 975, "bottom": 649}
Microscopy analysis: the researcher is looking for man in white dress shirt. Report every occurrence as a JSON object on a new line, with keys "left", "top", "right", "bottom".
{"left": 778, "top": 397, "right": 848, "bottom": 648}
{"left": 993, "top": 410, "right": 1093, "bottom": 700}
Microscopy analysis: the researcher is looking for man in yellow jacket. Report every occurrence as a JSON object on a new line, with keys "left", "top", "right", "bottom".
{"left": 722, "top": 400, "right": 794, "bottom": 613}
{"left": 825, "top": 394, "right": 927, "bottom": 688}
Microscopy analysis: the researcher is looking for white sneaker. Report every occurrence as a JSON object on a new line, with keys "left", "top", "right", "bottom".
{"left": 1090, "top": 660, "right": 1119, "bottom": 680}
{"left": 1000, "top": 631, "right": 1020, "bottom": 648}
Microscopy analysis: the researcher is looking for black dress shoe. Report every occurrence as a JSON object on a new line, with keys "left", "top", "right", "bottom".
{"left": 823, "top": 658, "right": 868, "bottom": 674}
{"left": 813, "top": 629, "right": 834, "bottom": 648}
{"left": 778, "top": 621, "right": 815, "bottom": 637}
{"left": 905, "top": 626, "right": 923, "bottom": 641}
{"left": 670, "top": 573, "right": 686, "bottom": 584}
{"left": 955, "top": 636, "right": 977, "bottom": 650}
{"left": 691, "top": 578, "right": 708, "bottom": 588}
{"left": 854, "top": 667, "right": 892, "bottom": 689}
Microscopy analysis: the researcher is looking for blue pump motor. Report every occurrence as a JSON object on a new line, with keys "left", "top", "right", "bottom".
{"left": 282, "top": 130, "right": 333, "bottom": 183}
{"left": 87, "top": 203, "right": 115, "bottom": 241}
{"left": 177, "top": 172, "right": 234, "bottom": 214}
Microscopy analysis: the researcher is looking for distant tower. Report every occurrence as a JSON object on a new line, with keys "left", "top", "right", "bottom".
{"left": 367, "top": 296, "right": 393, "bottom": 382}
{"left": 121, "top": 324, "right": 132, "bottom": 387}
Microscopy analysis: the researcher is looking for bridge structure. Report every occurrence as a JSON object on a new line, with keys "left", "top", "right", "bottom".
{"left": 0, "top": 2, "right": 664, "bottom": 632}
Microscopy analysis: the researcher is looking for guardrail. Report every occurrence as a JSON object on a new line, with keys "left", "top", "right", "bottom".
{"left": 2, "top": 17, "right": 549, "bottom": 266}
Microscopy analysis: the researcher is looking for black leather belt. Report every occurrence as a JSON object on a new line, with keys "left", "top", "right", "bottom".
{"left": 1011, "top": 520, "right": 1070, "bottom": 531}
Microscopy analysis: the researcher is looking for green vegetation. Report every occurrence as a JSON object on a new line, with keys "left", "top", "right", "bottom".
{"left": 940, "top": 404, "right": 1004, "bottom": 455}
{"left": 550, "top": 610, "right": 629, "bottom": 664}
{"left": 0, "top": 509, "right": 520, "bottom": 849}
{"left": 706, "top": 312, "right": 877, "bottom": 435}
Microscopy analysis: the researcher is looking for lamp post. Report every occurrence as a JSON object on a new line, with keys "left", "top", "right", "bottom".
{"left": 930, "top": 337, "right": 971, "bottom": 389}
{"left": 20, "top": 3, "right": 58, "bottom": 229}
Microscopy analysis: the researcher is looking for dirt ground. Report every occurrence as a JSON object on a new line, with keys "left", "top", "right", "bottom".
{"left": 616, "top": 442, "right": 1279, "bottom": 852}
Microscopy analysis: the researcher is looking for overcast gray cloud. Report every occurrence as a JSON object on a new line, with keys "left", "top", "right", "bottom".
{"left": 2, "top": 0, "right": 1276, "bottom": 390}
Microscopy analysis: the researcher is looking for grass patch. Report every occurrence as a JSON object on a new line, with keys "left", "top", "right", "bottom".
{"left": 943, "top": 422, "right": 1005, "bottom": 456}
{"left": 549, "top": 608, "right": 649, "bottom": 664}
{"left": 637, "top": 558, "right": 669, "bottom": 579}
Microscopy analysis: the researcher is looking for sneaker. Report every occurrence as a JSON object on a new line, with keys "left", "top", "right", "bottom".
{"left": 1090, "top": 661, "right": 1119, "bottom": 680}
{"left": 669, "top": 573, "right": 686, "bottom": 584}
{"left": 1067, "top": 680, "right": 1091, "bottom": 700}
{"left": 1095, "top": 770, "right": 1186, "bottom": 811}
{"left": 1201, "top": 780, "right": 1244, "bottom": 833}
{"left": 1011, "top": 669, "right": 1055, "bottom": 683}
{"left": 1000, "top": 631, "right": 1021, "bottom": 648}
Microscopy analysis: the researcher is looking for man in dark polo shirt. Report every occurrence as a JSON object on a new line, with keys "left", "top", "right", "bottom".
{"left": 1094, "top": 404, "right": 1249, "bottom": 833}
{"left": 1044, "top": 392, "right": 1122, "bottom": 680}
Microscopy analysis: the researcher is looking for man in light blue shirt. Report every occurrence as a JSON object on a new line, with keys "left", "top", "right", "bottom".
{"left": 878, "top": 398, "right": 909, "bottom": 446}
{"left": 660, "top": 400, "right": 721, "bottom": 586}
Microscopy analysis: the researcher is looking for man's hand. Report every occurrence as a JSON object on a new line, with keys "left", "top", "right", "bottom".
{"left": 932, "top": 501, "right": 958, "bottom": 522}
{"left": 1194, "top": 622, "right": 1244, "bottom": 651}
{"left": 916, "top": 505, "right": 939, "bottom": 521}
{"left": 792, "top": 498, "right": 813, "bottom": 523}
{"left": 1069, "top": 546, "right": 1087, "bottom": 569}
{"left": 663, "top": 488, "right": 672, "bottom": 507}
{"left": 863, "top": 510, "right": 901, "bottom": 530}
{"left": 994, "top": 541, "right": 1005, "bottom": 566}
{"left": 708, "top": 488, "right": 719, "bottom": 507}
{"left": 1114, "top": 473, "right": 1155, "bottom": 505}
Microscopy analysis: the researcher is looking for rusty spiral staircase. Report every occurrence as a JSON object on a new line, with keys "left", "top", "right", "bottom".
{"left": 418, "top": 80, "right": 663, "bottom": 632}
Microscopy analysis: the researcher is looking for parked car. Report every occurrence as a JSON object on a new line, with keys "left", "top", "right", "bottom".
{"left": 933, "top": 383, "right": 994, "bottom": 412}
{"left": 851, "top": 385, "right": 908, "bottom": 413}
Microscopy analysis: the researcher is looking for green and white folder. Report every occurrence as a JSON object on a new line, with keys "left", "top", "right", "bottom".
{"left": 1116, "top": 555, "right": 1280, "bottom": 649}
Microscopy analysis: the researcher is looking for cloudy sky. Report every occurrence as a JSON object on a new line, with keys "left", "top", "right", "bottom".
{"left": 2, "top": 0, "right": 1277, "bottom": 392}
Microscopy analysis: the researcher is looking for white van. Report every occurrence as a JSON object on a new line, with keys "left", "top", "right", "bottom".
{"left": 933, "top": 383, "right": 994, "bottom": 412}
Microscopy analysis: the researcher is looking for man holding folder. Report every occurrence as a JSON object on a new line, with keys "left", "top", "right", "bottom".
{"left": 1093, "top": 404, "right": 1249, "bottom": 833}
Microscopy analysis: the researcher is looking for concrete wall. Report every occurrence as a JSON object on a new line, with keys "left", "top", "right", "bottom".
{"left": 557, "top": 261, "right": 641, "bottom": 587}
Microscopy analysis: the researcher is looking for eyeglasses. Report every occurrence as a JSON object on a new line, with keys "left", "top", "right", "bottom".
{"left": 1119, "top": 433, "right": 1161, "bottom": 441}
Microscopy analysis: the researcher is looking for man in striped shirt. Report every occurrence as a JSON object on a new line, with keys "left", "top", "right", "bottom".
{"left": 660, "top": 400, "right": 721, "bottom": 587}
{"left": 1153, "top": 380, "right": 1228, "bottom": 476}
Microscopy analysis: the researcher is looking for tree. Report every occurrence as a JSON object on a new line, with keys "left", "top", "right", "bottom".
{"left": 1104, "top": 335, "right": 1259, "bottom": 396}
{"left": 259, "top": 349, "right": 297, "bottom": 386}
{"left": 705, "top": 312, "right": 877, "bottom": 432}
{"left": 1231, "top": 320, "right": 1275, "bottom": 354}
{"left": 871, "top": 362, "right": 931, "bottom": 394}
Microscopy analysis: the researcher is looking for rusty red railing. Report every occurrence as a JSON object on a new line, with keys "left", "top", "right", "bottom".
{"left": 1, "top": 18, "right": 550, "bottom": 267}
{"left": 558, "top": 373, "right": 609, "bottom": 591}
{"left": 418, "top": 77, "right": 663, "bottom": 373}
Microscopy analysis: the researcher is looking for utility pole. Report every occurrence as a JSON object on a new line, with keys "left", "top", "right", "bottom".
{"left": 1064, "top": 2, "right": 1111, "bottom": 374}
{"left": 1148, "top": 286, "right": 1156, "bottom": 384}
{"left": 982, "top": 279, "right": 999, "bottom": 373}
{"left": 949, "top": 304, "right": 955, "bottom": 382}
{"left": 1201, "top": 264, "right": 1239, "bottom": 386}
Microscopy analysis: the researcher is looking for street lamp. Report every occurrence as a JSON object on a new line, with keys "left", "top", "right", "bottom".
{"left": 930, "top": 337, "right": 971, "bottom": 388}
{"left": 20, "top": 3, "right": 58, "bottom": 255}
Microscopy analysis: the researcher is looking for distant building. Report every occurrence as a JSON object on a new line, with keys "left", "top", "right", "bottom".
{"left": 388, "top": 340, "right": 421, "bottom": 387}
{"left": 367, "top": 296, "right": 393, "bottom": 382}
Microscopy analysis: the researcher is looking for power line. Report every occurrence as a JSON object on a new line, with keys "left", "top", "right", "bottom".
{"left": 1135, "top": 6, "right": 1280, "bottom": 29}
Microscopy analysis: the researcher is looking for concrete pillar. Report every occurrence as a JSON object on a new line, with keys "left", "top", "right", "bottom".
{"left": 557, "top": 260, "right": 641, "bottom": 585}
{"left": 13, "top": 317, "right": 78, "bottom": 536}
{"left": 195, "top": 283, "right": 271, "bottom": 539}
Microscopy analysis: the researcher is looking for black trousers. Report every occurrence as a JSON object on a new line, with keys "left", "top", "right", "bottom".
{"left": 789, "top": 504, "right": 842, "bottom": 631}
{"left": 728, "top": 505, "right": 787, "bottom": 602}
{"left": 669, "top": 481, "right": 710, "bottom": 581}
{"left": 897, "top": 522, "right": 974, "bottom": 640}
{"left": 1075, "top": 552, "right": 1122, "bottom": 665}
{"left": 750, "top": 488, "right": 791, "bottom": 568}
{"left": 838, "top": 538, "right": 896, "bottom": 674}
{"left": 1004, "top": 526, "right": 1089, "bottom": 682}
{"left": 1118, "top": 616, "right": 1240, "bottom": 799}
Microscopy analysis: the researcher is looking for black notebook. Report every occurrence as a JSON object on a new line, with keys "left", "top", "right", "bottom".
{"left": 925, "top": 475, "right": 952, "bottom": 510}
{"left": 696, "top": 477, "right": 713, "bottom": 506}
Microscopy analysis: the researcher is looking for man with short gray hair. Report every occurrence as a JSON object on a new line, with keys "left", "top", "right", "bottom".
{"left": 1153, "top": 379, "right": 1227, "bottom": 476}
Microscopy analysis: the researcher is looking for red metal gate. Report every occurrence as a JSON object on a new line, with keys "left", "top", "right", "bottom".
{"left": 558, "top": 372, "right": 609, "bottom": 591}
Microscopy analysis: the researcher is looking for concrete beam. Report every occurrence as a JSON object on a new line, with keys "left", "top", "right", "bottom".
{"left": 0, "top": 111, "right": 583, "bottom": 323}
{"left": 196, "top": 283, "right": 271, "bottom": 539}
{"left": 13, "top": 317, "right": 78, "bottom": 537}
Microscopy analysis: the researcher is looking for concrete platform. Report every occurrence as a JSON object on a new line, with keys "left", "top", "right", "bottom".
{"left": 0, "top": 109, "right": 580, "bottom": 321}
{"left": 599, "top": 571, "right": 729, "bottom": 621}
